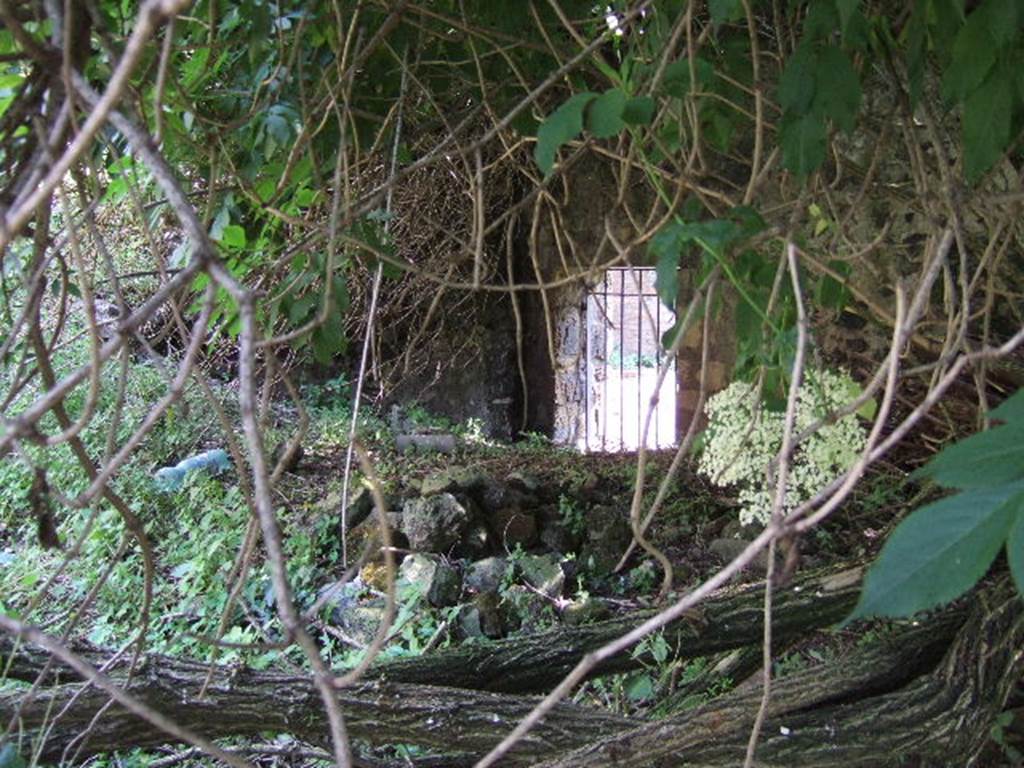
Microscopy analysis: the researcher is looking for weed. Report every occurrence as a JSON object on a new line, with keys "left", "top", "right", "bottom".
{"left": 558, "top": 494, "right": 585, "bottom": 538}
{"left": 989, "top": 711, "right": 1023, "bottom": 764}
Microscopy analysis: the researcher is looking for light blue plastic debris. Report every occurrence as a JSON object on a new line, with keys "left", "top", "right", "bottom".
{"left": 153, "top": 449, "right": 231, "bottom": 491}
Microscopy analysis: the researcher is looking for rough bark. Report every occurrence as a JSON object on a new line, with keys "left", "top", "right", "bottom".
{"left": 536, "top": 585, "right": 1023, "bottom": 767}
{"left": 0, "top": 652, "right": 631, "bottom": 765}
{"left": 12, "top": 565, "right": 1008, "bottom": 768}
{"left": 3, "top": 564, "right": 862, "bottom": 694}
{"left": 372, "top": 564, "right": 863, "bottom": 692}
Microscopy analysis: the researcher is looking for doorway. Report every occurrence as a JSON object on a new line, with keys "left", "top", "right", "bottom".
{"left": 582, "top": 268, "right": 676, "bottom": 452}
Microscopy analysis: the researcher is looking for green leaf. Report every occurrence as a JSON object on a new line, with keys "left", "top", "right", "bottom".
{"left": 813, "top": 48, "right": 861, "bottom": 132}
{"left": 777, "top": 45, "right": 817, "bottom": 114}
{"left": 332, "top": 273, "right": 349, "bottom": 315}
{"left": 840, "top": 374, "right": 878, "bottom": 421}
{"left": 941, "top": 9, "right": 997, "bottom": 102}
{"left": 626, "top": 672, "right": 655, "bottom": 701}
{"left": 728, "top": 205, "right": 766, "bottom": 240}
{"left": 709, "top": 0, "right": 742, "bottom": 27}
{"left": 836, "top": 0, "right": 859, "bottom": 35}
{"left": 816, "top": 259, "right": 852, "bottom": 309}
{"left": 780, "top": 112, "right": 827, "bottom": 175}
{"left": 661, "top": 318, "right": 682, "bottom": 350}
{"left": 734, "top": 286, "right": 767, "bottom": 342}
{"left": 210, "top": 207, "right": 229, "bottom": 241}
{"left": 662, "top": 57, "right": 714, "bottom": 99}
{"left": 980, "top": 0, "right": 1019, "bottom": 48}
{"left": 295, "top": 187, "right": 317, "bottom": 207}
{"left": 990, "top": 388, "right": 1024, "bottom": 423}
{"left": 684, "top": 218, "right": 739, "bottom": 258}
{"left": 663, "top": 60, "right": 690, "bottom": 98}
{"left": 651, "top": 223, "right": 683, "bottom": 309}
{"left": 913, "top": 416, "right": 1024, "bottom": 489}
{"left": 182, "top": 46, "right": 211, "bottom": 89}
{"left": 219, "top": 224, "right": 247, "bottom": 249}
{"left": 534, "top": 92, "right": 597, "bottom": 176}
{"left": 311, "top": 319, "right": 341, "bottom": 364}
{"left": 1008, "top": 505, "right": 1024, "bottom": 597}
{"left": 848, "top": 483, "right": 1024, "bottom": 621}
{"left": 586, "top": 88, "right": 626, "bottom": 139}
{"left": 288, "top": 293, "right": 317, "bottom": 324}
{"left": 962, "top": 68, "right": 1012, "bottom": 182}
{"left": 621, "top": 96, "right": 656, "bottom": 125}
{"left": 802, "top": 1, "right": 840, "bottom": 41}
{"left": 905, "top": 1, "right": 927, "bottom": 105}
{"left": 255, "top": 178, "right": 276, "bottom": 203}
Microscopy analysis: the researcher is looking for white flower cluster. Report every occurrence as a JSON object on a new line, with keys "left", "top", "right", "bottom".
{"left": 697, "top": 370, "right": 868, "bottom": 526}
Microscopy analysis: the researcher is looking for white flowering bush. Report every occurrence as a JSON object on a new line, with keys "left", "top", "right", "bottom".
{"left": 698, "top": 369, "right": 868, "bottom": 526}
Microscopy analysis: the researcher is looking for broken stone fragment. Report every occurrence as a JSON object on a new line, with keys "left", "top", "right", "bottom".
{"left": 518, "top": 553, "right": 566, "bottom": 599}
{"left": 501, "top": 584, "right": 554, "bottom": 633}
{"left": 342, "top": 485, "right": 375, "bottom": 531}
{"left": 579, "top": 504, "right": 632, "bottom": 576}
{"left": 455, "top": 595, "right": 504, "bottom": 640}
{"left": 562, "top": 594, "right": 611, "bottom": 626}
{"left": 487, "top": 506, "right": 538, "bottom": 549}
{"left": 464, "top": 556, "right": 511, "bottom": 593}
{"left": 401, "top": 493, "right": 471, "bottom": 553}
{"left": 399, "top": 553, "right": 462, "bottom": 607}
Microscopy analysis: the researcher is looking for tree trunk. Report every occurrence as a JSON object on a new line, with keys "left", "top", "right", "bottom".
{"left": 3, "top": 565, "right": 863, "bottom": 695}
{"left": 1, "top": 657, "right": 632, "bottom": 765}
{"left": 5, "top": 568, "right": 1016, "bottom": 767}
{"left": 536, "top": 584, "right": 1023, "bottom": 767}
{"left": 372, "top": 564, "right": 864, "bottom": 692}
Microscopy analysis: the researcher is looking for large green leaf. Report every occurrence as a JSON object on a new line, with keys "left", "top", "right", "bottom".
{"left": 848, "top": 483, "right": 1024, "bottom": 621}
{"left": 905, "top": 0, "right": 928, "bottom": 105}
{"left": 708, "top": 0, "right": 742, "bottom": 27}
{"left": 962, "top": 68, "right": 1013, "bottom": 182}
{"left": 990, "top": 388, "right": 1024, "bottom": 423}
{"left": 979, "top": 0, "right": 1019, "bottom": 48}
{"left": 586, "top": 88, "right": 626, "bottom": 139}
{"left": 941, "top": 8, "right": 997, "bottom": 102}
{"left": 534, "top": 92, "right": 597, "bottom": 176}
{"left": 780, "top": 112, "right": 827, "bottom": 175}
{"left": 1008, "top": 505, "right": 1024, "bottom": 597}
{"left": 777, "top": 44, "right": 816, "bottom": 113}
{"left": 816, "top": 259, "right": 852, "bottom": 309}
{"left": 682, "top": 218, "right": 739, "bottom": 258}
{"left": 219, "top": 224, "right": 247, "bottom": 249}
{"left": 621, "top": 96, "right": 656, "bottom": 125}
{"left": 913, "top": 413, "right": 1024, "bottom": 489}
{"left": 650, "top": 223, "right": 684, "bottom": 309}
{"left": 836, "top": 0, "right": 860, "bottom": 36}
{"left": 813, "top": 48, "right": 861, "bottom": 133}
{"left": 662, "top": 57, "right": 714, "bottom": 99}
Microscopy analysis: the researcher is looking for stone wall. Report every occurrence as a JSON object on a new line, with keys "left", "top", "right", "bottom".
{"left": 522, "top": 150, "right": 739, "bottom": 446}
{"left": 385, "top": 291, "right": 518, "bottom": 439}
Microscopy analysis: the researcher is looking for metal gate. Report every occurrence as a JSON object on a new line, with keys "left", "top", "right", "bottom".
{"left": 583, "top": 268, "right": 677, "bottom": 452}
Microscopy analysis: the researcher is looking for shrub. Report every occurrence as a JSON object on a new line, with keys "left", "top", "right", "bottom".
{"left": 698, "top": 370, "right": 867, "bottom": 526}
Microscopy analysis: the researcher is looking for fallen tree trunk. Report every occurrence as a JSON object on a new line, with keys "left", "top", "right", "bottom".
{"left": 372, "top": 564, "right": 864, "bottom": 692}
{"left": 4, "top": 577, "right": 1016, "bottom": 767}
{"left": 0, "top": 651, "right": 633, "bottom": 765}
{"left": 536, "top": 584, "right": 1023, "bottom": 767}
{"left": 0, "top": 564, "right": 858, "bottom": 764}
{"left": 3, "top": 564, "right": 863, "bottom": 696}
